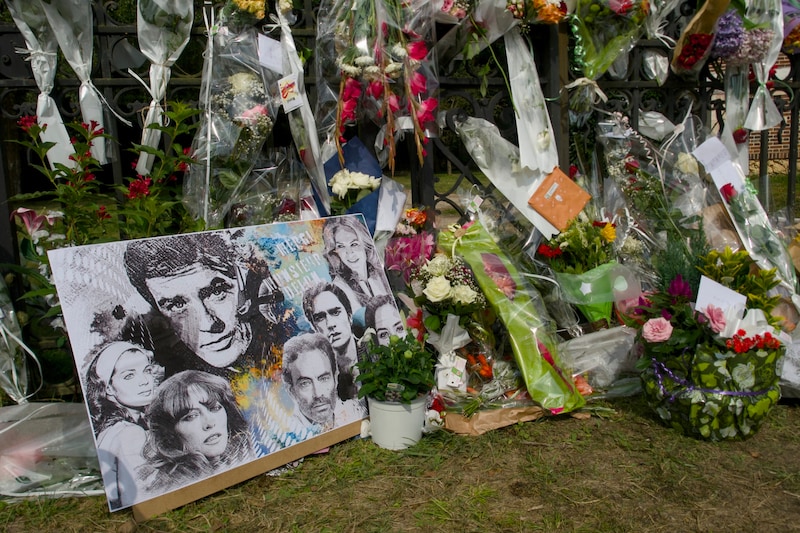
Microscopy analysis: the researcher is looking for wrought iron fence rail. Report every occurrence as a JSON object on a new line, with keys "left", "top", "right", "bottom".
{"left": 0, "top": 5, "right": 798, "bottom": 266}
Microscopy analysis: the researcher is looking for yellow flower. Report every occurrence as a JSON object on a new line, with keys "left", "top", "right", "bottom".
{"left": 235, "top": 0, "right": 265, "bottom": 18}
{"left": 600, "top": 223, "right": 616, "bottom": 243}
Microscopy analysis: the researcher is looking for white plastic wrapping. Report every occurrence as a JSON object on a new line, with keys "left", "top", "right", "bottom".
{"left": 743, "top": 0, "right": 784, "bottom": 131}
{"left": 504, "top": 27, "right": 558, "bottom": 175}
{"left": 276, "top": 7, "right": 330, "bottom": 210}
{"left": 6, "top": 0, "right": 74, "bottom": 169}
{"left": 453, "top": 116, "right": 559, "bottom": 239}
{"left": 133, "top": 0, "right": 194, "bottom": 176}
{"left": 38, "top": 0, "right": 115, "bottom": 164}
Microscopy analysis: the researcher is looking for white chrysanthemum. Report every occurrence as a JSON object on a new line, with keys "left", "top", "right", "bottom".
{"left": 391, "top": 43, "right": 407, "bottom": 58}
{"left": 385, "top": 62, "right": 403, "bottom": 78}
{"left": 336, "top": 59, "right": 362, "bottom": 77}
{"left": 364, "top": 65, "right": 382, "bottom": 77}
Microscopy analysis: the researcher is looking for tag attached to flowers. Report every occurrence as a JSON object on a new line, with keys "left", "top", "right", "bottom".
{"left": 257, "top": 33, "right": 284, "bottom": 75}
{"left": 527, "top": 167, "right": 591, "bottom": 231}
{"left": 437, "top": 352, "right": 467, "bottom": 392}
{"left": 278, "top": 73, "right": 303, "bottom": 113}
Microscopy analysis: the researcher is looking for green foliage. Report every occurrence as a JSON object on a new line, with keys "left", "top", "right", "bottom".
{"left": 653, "top": 228, "right": 708, "bottom": 295}
{"left": 119, "top": 101, "right": 205, "bottom": 239}
{"left": 356, "top": 332, "right": 435, "bottom": 403}
{"left": 697, "top": 246, "right": 782, "bottom": 324}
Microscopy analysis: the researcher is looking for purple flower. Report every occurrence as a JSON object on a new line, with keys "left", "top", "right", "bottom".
{"left": 729, "top": 28, "right": 776, "bottom": 65}
{"left": 711, "top": 11, "right": 744, "bottom": 60}
{"left": 667, "top": 275, "right": 692, "bottom": 299}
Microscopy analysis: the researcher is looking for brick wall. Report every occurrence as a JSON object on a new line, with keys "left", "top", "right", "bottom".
{"left": 748, "top": 54, "right": 793, "bottom": 161}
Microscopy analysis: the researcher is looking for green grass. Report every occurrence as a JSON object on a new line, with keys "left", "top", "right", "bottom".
{"left": 2, "top": 396, "right": 800, "bottom": 532}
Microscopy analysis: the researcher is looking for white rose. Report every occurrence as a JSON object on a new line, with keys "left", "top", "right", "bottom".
{"left": 451, "top": 285, "right": 477, "bottom": 305}
{"left": 349, "top": 171, "right": 376, "bottom": 190}
{"left": 330, "top": 170, "right": 351, "bottom": 199}
{"left": 423, "top": 276, "right": 452, "bottom": 303}
{"left": 676, "top": 152, "right": 699, "bottom": 175}
{"left": 424, "top": 254, "right": 451, "bottom": 277}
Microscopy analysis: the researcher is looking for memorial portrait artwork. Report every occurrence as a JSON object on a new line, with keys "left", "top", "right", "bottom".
{"left": 48, "top": 215, "right": 381, "bottom": 512}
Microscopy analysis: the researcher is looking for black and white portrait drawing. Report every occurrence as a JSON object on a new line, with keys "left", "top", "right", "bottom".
{"left": 48, "top": 216, "right": 387, "bottom": 511}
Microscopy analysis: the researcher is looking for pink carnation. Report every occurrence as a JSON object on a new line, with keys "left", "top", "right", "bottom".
{"left": 704, "top": 304, "right": 726, "bottom": 333}
{"left": 642, "top": 317, "right": 673, "bottom": 343}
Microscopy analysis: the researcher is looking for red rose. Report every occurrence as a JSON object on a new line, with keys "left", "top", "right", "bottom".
{"left": 732, "top": 128, "right": 748, "bottom": 144}
{"left": 720, "top": 183, "right": 737, "bottom": 203}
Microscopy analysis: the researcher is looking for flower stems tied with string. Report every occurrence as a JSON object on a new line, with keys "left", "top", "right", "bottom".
{"left": 132, "top": 0, "right": 194, "bottom": 176}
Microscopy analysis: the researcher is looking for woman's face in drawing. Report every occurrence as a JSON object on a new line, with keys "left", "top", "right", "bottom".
{"left": 333, "top": 227, "right": 367, "bottom": 279}
{"left": 106, "top": 349, "right": 159, "bottom": 409}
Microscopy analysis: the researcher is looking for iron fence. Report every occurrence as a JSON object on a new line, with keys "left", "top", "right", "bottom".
{"left": 0, "top": 1, "right": 798, "bottom": 267}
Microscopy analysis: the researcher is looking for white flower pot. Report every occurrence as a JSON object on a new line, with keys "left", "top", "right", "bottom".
{"left": 367, "top": 395, "right": 426, "bottom": 450}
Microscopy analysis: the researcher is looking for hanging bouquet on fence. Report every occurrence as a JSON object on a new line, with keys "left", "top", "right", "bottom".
{"left": 6, "top": 0, "right": 74, "bottom": 169}
{"left": 315, "top": 0, "right": 438, "bottom": 172}
{"left": 569, "top": 0, "right": 650, "bottom": 80}
{"left": 133, "top": 0, "right": 194, "bottom": 175}
{"left": 184, "top": 1, "right": 281, "bottom": 228}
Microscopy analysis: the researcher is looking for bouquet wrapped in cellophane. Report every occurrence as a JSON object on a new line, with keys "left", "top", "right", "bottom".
{"left": 315, "top": 0, "right": 438, "bottom": 172}
{"left": 184, "top": 1, "right": 281, "bottom": 228}
{"left": 439, "top": 220, "right": 586, "bottom": 415}
{"left": 569, "top": 0, "right": 650, "bottom": 80}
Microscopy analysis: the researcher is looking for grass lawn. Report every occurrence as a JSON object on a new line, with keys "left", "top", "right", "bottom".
{"left": 1, "top": 395, "right": 799, "bottom": 532}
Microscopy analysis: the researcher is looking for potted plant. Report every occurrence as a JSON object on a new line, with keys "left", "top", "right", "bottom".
{"left": 632, "top": 248, "right": 786, "bottom": 441}
{"left": 356, "top": 331, "right": 435, "bottom": 450}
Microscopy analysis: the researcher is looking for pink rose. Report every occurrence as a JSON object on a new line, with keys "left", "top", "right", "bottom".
{"left": 241, "top": 104, "right": 268, "bottom": 126}
{"left": 642, "top": 317, "right": 673, "bottom": 343}
{"left": 704, "top": 304, "right": 726, "bottom": 333}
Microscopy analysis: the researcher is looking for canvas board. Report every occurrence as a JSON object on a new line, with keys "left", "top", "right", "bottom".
{"left": 48, "top": 215, "right": 393, "bottom": 516}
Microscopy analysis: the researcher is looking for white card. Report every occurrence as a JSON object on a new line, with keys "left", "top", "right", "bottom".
{"left": 258, "top": 33, "right": 284, "bottom": 74}
{"left": 692, "top": 137, "right": 730, "bottom": 173}
{"left": 694, "top": 275, "right": 747, "bottom": 316}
